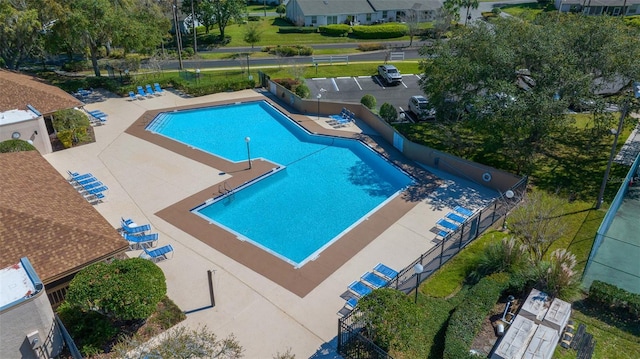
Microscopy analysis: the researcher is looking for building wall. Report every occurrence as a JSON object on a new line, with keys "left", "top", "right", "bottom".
{"left": 0, "top": 118, "right": 52, "bottom": 154}
{"left": 0, "top": 288, "right": 63, "bottom": 359}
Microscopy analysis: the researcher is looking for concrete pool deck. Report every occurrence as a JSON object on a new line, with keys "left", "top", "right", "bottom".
{"left": 43, "top": 88, "right": 495, "bottom": 358}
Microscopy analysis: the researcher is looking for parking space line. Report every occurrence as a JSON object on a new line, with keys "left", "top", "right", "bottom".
{"left": 311, "top": 78, "right": 327, "bottom": 80}
{"left": 331, "top": 78, "right": 339, "bottom": 91}
{"left": 353, "top": 77, "right": 363, "bottom": 90}
{"left": 401, "top": 80, "right": 408, "bottom": 89}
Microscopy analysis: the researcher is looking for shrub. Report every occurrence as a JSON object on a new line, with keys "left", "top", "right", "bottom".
{"left": 379, "top": 102, "right": 397, "bottom": 123}
{"left": 247, "top": 15, "right": 261, "bottom": 21}
{"left": 266, "top": 45, "right": 313, "bottom": 57}
{"left": 443, "top": 272, "right": 510, "bottom": 359}
{"left": 295, "top": 83, "right": 310, "bottom": 98}
{"left": 278, "top": 26, "right": 317, "bottom": 34}
{"left": 319, "top": 24, "right": 350, "bottom": 37}
{"left": 57, "top": 301, "right": 118, "bottom": 357}
{"left": 471, "top": 237, "right": 527, "bottom": 280}
{"left": 360, "top": 94, "right": 377, "bottom": 109}
{"left": 589, "top": 280, "right": 640, "bottom": 320}
{"left": 273, "top": 78, "right": 300, "bottom": 90}
{"left": 351, "top": 24, "right": 407, "bottom": 39}
{"left": 0, "top": 139, "right": 36, "bottom": 153}
{"left": 62, "top": 60, "right": 91, "bottom": 72}
{"left": 357, "top": 43, "right": 386, "bottom": 52}
{"left": 65, "top": 258, "right": 167, "bottom": 321}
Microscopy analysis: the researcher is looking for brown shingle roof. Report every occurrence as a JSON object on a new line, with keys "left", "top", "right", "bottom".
{"left": 0, "top": 151, "right": 128, "bottom": 284}
{"left": 0, "top": 69, "right": 83, "bottom": 115}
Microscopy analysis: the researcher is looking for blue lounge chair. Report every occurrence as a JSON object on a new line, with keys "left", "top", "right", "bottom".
{"left": 373, "top": 263, "right": 399, "bottom": 280}
{"left": 72, "top": 176, "right": 98, "bottom": 187}
{"left": 348, "top": 281, "right": 372, "bottom": 298}
{"left": 345, "top": 297, "right": 358, "bottom": 309}
{"left": 361, "top": 272, "right": 388, "bottom": 289}
{"left": 80, "top": 181, "right": 103, "bottom": 191}
{"left": 89, "top": 110, "right": 107, "bottom": 118}
{"left": 437, "top": 218, "right": 459, "bottom": 232}
{"left": 140, "top": 244, "right": 174, "bottom": 262}
{"left": 84, "top": 192, "right": 105, "bottom": 204}
{"left": 121, "top": 222, "right": 151, "bottom": 235}
{"left": 454, "top": 206, "right": 474, "bottom": 218}
{"left": 128, "top": 91, "right": 139, "bottom": 101}
{"left": 145, "top": 84, "right": 157, "bottom": 96}
{"left": 137, "top": 86, "right": 148, "bottom": 99}
{"left": 153, "top": 83, "right": 164, "bottom": 95}
{"left": 68, "top": 172, "right": 93, "bottom": 182}
{"left": 83, "top": 186, "right": 108, "bottom": 195}
{"left": 446, "top": 212, "right": 467, "bottom": 224}
{"left": 124, "top": 232, "right": 159, "bottom": 249}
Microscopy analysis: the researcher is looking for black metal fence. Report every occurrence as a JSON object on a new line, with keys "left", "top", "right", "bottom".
{"left": 337, "top": 176, "right": 528, "bottom": 359}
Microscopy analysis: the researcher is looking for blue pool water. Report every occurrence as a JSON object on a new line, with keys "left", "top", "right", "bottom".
{"left": 147, "top": 101, "right": 413, "bottom": 267}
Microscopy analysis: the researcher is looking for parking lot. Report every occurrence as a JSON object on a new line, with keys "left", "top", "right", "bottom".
{"left": 306, "top": 73, "right": 425, "bottom": 122}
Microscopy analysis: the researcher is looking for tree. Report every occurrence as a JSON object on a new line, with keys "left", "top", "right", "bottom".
{"left": 0, "top": 139, "right": 37, "bottom": 153}
{"left": 420, "top": 15, "right": 640, "bottom": 174}
{"left": 0, "top": 1, "right": 43, "bottom": 69}
{"left": 276, "top": 4, "right": 286, "bottom": 18}
{"left": 243, "top": 21, "right": 262, "bottom": 49}
{"left": 65, "top": 258, "right": 167, "bottom": 321}
{"left": 402, "top": 6, "right": 422, "bottom": 47}
{"left": 212, "top": 0, "right": 246, "bottom": 39}
{"left": 379, "top": 103, "right": 398, "bottom": 123}
{"left": 112, "top": 325, "right": 244, "bottom": 359}
{"left": 507, "top": 191, "right": 567, "bottom": 262}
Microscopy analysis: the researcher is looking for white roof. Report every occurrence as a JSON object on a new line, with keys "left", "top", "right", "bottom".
{"left": 523, "top": 325, "right": 559, "bottom": 359}
{"left": 0, "top": 108, "right": 39, "bottom": 126}
{"left": 542, "top": 298, "right": 572, "bottom": 333}
{"left": 0, "top": 258, "right": 37, "bottom": 310}
{"left": 491, "top": 316, "right": 538, "bottom": 359}
{"left": 519, "top": 288, "right": 551, "bottom": 323}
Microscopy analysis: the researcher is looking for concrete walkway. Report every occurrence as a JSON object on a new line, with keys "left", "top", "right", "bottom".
{"left": 43, "top": 89, "right": 496, "bottom": 358}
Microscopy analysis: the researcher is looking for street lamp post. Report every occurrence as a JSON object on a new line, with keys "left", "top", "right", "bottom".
{"left": 245, "top": 137, "right": 251, "bottom": 169}
{"left": 414, "top": 263, "right": 424, "bottom": 304}
{"left": 317, "top": 92, "right": 322, "bottom": 121}
{"left": 502, "top": 190, "right": 515, "bottom": 230}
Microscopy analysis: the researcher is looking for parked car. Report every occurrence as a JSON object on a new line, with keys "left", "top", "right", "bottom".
{"left": 408, "top": 95, "right": 436, "bottom": 121}
{"left": 378, "top": 64, "right": 402, "bottom": 85}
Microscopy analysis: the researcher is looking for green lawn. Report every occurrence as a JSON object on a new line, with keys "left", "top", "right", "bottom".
{"left": 499, "top": 2, "right": 556, "bottom": 21}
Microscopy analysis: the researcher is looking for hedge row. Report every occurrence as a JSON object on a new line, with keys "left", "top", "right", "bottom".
{"left": 351, "top": 24, "right": 407, "bottom": 39}
{"left": 262, "top": 45, "right": 313, "bottom": 56}
{"left": 278, "top": 26, "right": 317, "bottom": 34}
{"left": 443, "top": 272, "right": 510, "bottom": 359}
{"left": 589, "top": 280, "right": 640, "bottom": 320}
{"left": 319, "top": 24, "right": 350, "bottom": 37}
{"left": 169, "top": 78, "right": 256, "bottom": 97}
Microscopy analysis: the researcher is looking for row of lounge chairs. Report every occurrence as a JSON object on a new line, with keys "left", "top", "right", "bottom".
{"left": 67, "top": 171, "right": 108, "bottom": 205}
{"left": 120, "top": 217, "right": 174, "bottom": 262}
{"left": 85, "top": 109, "right": 108, "bottom": 125}
{"left": 326, "top": 108, "right": 357, "bottom": 129}
{"left": 129, "top": 83, "right": 164, "bottom": 100}
{"left": 342, "top": 263, "right": 399, "bottom": 312}
{"left": 434, "top": 205, "right": 474, "bottom": 238}
{"left": 73, "top": 88, "right": 93, "bottom": 99}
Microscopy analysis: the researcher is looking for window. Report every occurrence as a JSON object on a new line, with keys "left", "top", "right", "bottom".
{"left": 382, "top": 11, "right": 388, "bottom": 18}
{"left": 327, "top": 15, "right": 337, "bottom": 24}
{"left": 366, "top": 13, "right": 372, "bottom": 21}
{"left": 311, "top": 16, "right": 317, "bottom": 24}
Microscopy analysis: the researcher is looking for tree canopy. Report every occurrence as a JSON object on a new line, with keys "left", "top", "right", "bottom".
{"left": 65, "top": 258, "right": 167, "bottom": 321}
{"left": 420, "top": 14, "right": 640, "bottom": 174}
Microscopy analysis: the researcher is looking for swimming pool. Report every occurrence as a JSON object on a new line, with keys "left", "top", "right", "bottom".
{"left": 146, "top": 101, "right": 413, "bottom": 267}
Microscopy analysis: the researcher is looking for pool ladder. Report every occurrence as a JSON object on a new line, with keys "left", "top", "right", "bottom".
{"left": 218, "top": 181, "right": 235, "bottom": 201}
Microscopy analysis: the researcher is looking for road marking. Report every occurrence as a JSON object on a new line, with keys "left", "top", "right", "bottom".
{"left": 312, "top": 78, "right": 327, "bottom": 80}
{"left": 353, "top": 77, "right": 363, "bottom": 90}
{"left": 331, "top": 78, "right": 339, "bottom": 91}
{"left": 415, "top": 74, "right": 422, "bottom": 79}
{"left": 337, "top": 76, "right": 351, "bottom": 79}
{"left": 401, "top": 81, "right": 408, "bottom": 89}
{"left": 357, "top": 76, "right": 371, "bottom": 79}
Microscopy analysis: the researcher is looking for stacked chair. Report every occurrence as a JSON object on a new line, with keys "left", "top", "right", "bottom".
{"left": 339, "top": 263, "right": 398, "bottom": 315}
{"left": 67, "top": 171, "right": 108, "bottom": 205}
{"left": 120, "top": 217, "right": 174, "bottom": 262}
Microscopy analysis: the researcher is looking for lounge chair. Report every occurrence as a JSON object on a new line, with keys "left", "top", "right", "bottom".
{"left": 121, "top": 222, "right": 151, "bottom": 235}
{"left": 124, "top": 232, "right": 159, "bottom": 249}
{"left": 128, "top": 91, "right": 139, "bottom": 101}
{"left": 348, "top": 281, "right": 372, "bottom": 298}
{"left": 345, "top": 297, "right": 358, "bottom": 309}
{"left": 454, "top": 206, "right": 474, "bottom": 218}
{"left": 84, "top": 192, "right": 105, "bottom": 204}
{"left": 82, "top": 185, "right": 108, "bottom": 195}
{"left": 445, "top": 212, "right": 467, "bottom": 224}
{"left": 137, "top": 86, "right": 148, "bottom": 99}
{"left": 153, "top": 83, "right": 164, "bottom": 95}
{"left": 373, "top": 263, "right": 399, "bottom": 280}
{"left": 79, "top": 181, "right": 103, "bottom": 191}
{"left": 361, "top": 272, "right": 388, "bottom": 289}
{"left": 437, "top": 218, "right": 459, "bottom": 232}
{"left": 72, "top": 176, "right": 98, "bottom": 187}
{"left": 145, "top": 84, "right": 157, "bottom": 96}
{"left": 67, "top": 172, "right": 93, "bottom": 182}
{"left": 139, "top": 244, "right": 174, "bottom": 262}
